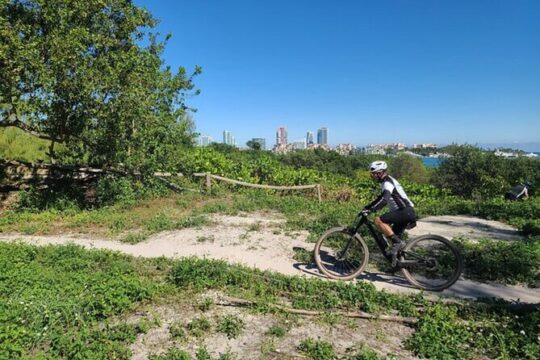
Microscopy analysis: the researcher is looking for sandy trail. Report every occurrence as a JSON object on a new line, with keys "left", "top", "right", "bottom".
{"left": 1, "top": 213, "right": 538, "bottom": 303}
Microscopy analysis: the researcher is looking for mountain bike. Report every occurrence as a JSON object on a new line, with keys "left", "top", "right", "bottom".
{"left": 313, "top": 212, "right": 463, "bottom": 291}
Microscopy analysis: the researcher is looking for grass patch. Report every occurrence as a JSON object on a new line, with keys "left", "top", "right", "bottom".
{"left": 1, "top": 242, "right": 538, "bottom": 359}
{"left": 266, "top": 323, "right": 290, "bottom": 338}
{"left": 186, "top": 316, "right": 212, "bottom": 338}
{"left": 122, "top": 232, "right": 149, "bottom": 244}
{"left": 298, "top": 338, "right": 335, "bottom": 360}
{"left": 216, "top": 314, "right": 244, "bottom": 339}
{"left": 196, "top": 297, "right": 215, "bottom": 312}
{"left": 169, "top": 320, "right": 187, "bottom": 340}
{"left": 0, "top": 242, "right": 160, "bottom": 358}
{"left": 292, "top": 247, "right": 313, "bottom": 263}
{"left": 149, "top": 348, "right": 192, "bottom": 360}
{"left": 169, "top": 257, "right": 423, "bottom": 316}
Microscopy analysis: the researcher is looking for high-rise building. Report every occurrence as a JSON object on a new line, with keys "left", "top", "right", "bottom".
{"left": 317, "top": 127, "right": 328, "bottom": 145}
{"left": 306, "top": 131, "right": 314, "bottom": 145}
{"left": 292, "top": 139, "right": 306, "bottom": 150}
{"left": 276, "top": 127, "right": 287, "bottom": 146}
{"left": 223, "top": 130, "right": 235, "bottom": 146}
{"left": 199, "top": 135, "right": 213, "bottom": 146}
{"left": 251, "top": 138, "right": 266, "bottom": 150}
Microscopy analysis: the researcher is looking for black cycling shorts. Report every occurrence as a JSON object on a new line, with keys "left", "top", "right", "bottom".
{"left": 380, "top": 207, "right": 416, "bottom": 236}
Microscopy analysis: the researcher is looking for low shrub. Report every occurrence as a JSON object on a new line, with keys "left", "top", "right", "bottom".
{"left": 405, "top": 304, "right": 471, "bottom": 359}
{"left": 0, "top": 243, "right": 156, "bottom": 358}
{"left": 457, "top": 237, "right": 540, "bottom": 286}
{"left": 18, "top": 182, "right": 85, "bottom": 211}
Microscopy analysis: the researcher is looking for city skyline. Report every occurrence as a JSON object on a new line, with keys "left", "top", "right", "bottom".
{"left": 199, "top": 126, "right": 540, "bottom": 152}
{"left": 135, "top": 1, "right": 540, "bottom": 151}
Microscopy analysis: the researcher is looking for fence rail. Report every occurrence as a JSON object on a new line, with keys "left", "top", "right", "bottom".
{"left": 193, "top": 172, "right": 322, "bottom": 202}
{"left": 0, "top": 161, "right": 322, "bottom": 201}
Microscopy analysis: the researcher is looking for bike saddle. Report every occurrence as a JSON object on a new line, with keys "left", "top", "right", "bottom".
{"left": 406, "top": 221, "right": 417, "bottom": 230}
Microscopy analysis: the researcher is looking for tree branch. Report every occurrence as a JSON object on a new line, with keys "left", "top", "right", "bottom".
{"left": 0, "top": 116, "right": 62, "bottom": 142}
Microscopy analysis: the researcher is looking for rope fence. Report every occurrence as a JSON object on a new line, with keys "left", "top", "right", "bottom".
{"left": 193, "top": 172, "right": 322, "bottom": 202}
{"left": 0, "top": 161, "right": 323, "bottom": 201}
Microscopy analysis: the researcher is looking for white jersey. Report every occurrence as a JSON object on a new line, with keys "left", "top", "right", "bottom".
{"left": 366, "top": 176, "right": 414, "bottom": 212}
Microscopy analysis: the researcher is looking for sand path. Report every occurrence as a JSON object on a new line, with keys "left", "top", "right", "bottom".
{"left": 1, "top": 213, "right": 538, "bottom": 303}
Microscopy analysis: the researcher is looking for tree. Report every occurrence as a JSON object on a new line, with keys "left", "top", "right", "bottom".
{"left": 0, "top": 0, "right": 200, "bottom": 172}
{"left": 246, "top": 140, "right": 262, "bottom": 151}
{"left": 432, "top": 145, "right": 509, "bottom": 198}
{"left": 389, "top": 153, "right": 429, "bottom": 184}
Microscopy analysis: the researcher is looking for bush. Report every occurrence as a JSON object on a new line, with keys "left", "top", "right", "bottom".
{"left": 432, "top": 145, "right": 540, "bottom": 199}
{"left": 389, "top": 153, "right": 429, "bottom": 184}
{"left": 457, "top": 237, "right": 540, "bottom": 286}
{"left": 95, "top": 176, "right": 137, "bottom": 206}
{"left": 18, "top": 182, "right": 85, "bottom": 211}
{"left": 95, "top": 175, "right": 169, "bottom": 207}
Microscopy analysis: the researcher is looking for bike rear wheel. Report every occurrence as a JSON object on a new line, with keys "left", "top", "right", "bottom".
{"left": 400, "top": 234, "right": 463, "bottom": 291}
{"left": 314, "top": 227, "right": 369, "bottom": 281}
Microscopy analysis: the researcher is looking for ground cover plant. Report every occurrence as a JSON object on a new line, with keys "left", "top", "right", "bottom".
{"left": 0, "top": 243, "right": 163, "bottom": 358}
{"left": 170, "top": 258, "right": 540, "bottom": 360}
{"left": 1, "top": 242, "right": 537, "bottom": 359}
{"left": 2, "top": 185, "right": 539, "bottom": 286}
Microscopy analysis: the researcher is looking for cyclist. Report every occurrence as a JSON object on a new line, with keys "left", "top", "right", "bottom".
{"left": 362, "top": 160, "right": 416, "bottom": 266}
{"left": 504, "top": 181, "right": 531, "bottom": 201}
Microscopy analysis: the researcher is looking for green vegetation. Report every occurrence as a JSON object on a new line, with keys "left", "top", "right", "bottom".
{"left": 0, "top": 242, "right": 538, "bottom": 359}
{"left": 186, "top": 316, "right": 212, "bottom": 338}
{"left": 216, "top": 315, "right": 244, "bottom": 339}
{"left": 2, "top": 187, "right": 539, "bottom": 286}
{"left": 457, "top": 237, "right": 540, "bottom": 286}
{"left": 432, "top": 144, "right": 540, "bottom": 199}
{"left": 0, "top": 243, "right": 159, "bottom": 358}
{"left": 298, "top": 338, "right": 335, "bottom": 360}
{"left": 265, "top": 324, "right": 288, "bottom": 337}
{"left": 149, "top": 348, "right": 192, "bottom": 360}
{"left": 169, "top": 258, "right": 423, "bottom": 316}
{"left": 1, "top": 0, "right": 199, "bottom": 172}
{"left": 0, "top": 128, "right": 51, "bottom": 162}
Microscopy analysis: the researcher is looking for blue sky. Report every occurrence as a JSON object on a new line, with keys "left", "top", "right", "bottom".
{"left": 135, "top": 0, "right": 539, "bottom": 150}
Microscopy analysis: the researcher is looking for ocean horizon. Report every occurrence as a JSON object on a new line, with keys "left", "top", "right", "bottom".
{"left": 421, "top": 151, "right": 539, "bottom": 168}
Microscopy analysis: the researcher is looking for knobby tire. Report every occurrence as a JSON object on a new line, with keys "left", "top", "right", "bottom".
{"left": 400, "top": 234, "right": 464, "bottom": 291}
{"left": 314, "top": 227, "right": 369, "bottom": 281}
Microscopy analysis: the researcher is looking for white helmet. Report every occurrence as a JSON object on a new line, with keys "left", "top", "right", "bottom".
{"left": 369, "top": 160, "right": 387, "bottom": 173}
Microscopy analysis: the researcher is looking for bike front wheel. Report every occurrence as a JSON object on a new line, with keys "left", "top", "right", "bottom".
{"left": 400, "top": 234, "right": 463, "bottom": 291}
{"left": 314, "top": 227, "right": 369, "bottom": 281}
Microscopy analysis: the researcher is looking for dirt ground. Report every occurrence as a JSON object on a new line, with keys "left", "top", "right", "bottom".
{"left": 1, "top": 212, "right": 537, "bottom": 302}
{"left": 1, "top": 212, "right": 538, "bottom": 358}
{"left": 125, "top": 291, "right": 416, "bottom": 359}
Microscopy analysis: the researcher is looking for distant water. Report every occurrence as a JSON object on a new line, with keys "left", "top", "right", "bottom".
{"left": 422, "top": 151, "right": 540, "bottom": 168}
{"left": 422, "top": 157, "right": 442, "bottom": 167}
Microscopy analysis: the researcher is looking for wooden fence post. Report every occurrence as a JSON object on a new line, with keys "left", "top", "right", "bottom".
{"left": 316, "top": 184, "right": 322, "bottom": 203}
{"left": 206, "top": 173, "right": 211, "bottom": 194}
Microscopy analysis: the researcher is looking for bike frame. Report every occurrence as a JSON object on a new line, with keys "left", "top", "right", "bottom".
{"left": 350, "top": 213, "right": 392, "bottom": 260}
{"left": 350, "top": 213, "right": 430, "bottom": 269}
